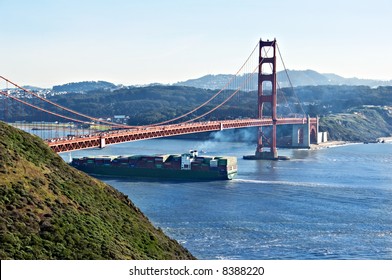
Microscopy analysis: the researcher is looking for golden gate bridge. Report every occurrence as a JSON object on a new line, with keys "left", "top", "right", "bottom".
{"left": 0, "top": 39, "right": 318, "bottom": 159}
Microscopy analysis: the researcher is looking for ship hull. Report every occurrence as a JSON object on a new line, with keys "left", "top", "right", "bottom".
{"left": 72, "top": 164, "right": 236, "bottom": 181}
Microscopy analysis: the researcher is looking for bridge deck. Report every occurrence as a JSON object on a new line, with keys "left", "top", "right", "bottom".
{"left": 47, "top": 117, "right": 316, "bottom": 153}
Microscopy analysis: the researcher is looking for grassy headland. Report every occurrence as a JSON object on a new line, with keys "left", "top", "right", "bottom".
{"left": 319, "top": 106, "right": 392, "bottom": 142}
{"left": 0, "top": 121, "right": 195, "bottom": 259}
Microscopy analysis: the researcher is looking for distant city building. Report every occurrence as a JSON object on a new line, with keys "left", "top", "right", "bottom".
{"left": 113, "top": 115, "right": 129, "bottom": 124}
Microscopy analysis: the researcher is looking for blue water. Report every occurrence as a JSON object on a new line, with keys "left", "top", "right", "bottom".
{"left": 61, "top": 139, "right": 392, "bottom": 259}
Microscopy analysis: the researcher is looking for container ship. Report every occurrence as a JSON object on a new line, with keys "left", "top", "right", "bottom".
{"left": 71, "top": 150, "right": 237, "bottom": 180}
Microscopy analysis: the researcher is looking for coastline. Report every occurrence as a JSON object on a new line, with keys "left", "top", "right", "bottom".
{"left": 377, "top": 136, "right": 392, "bottom": 143}
{"left": 310, "top": 141, "right": 356, "bottom": 150}
{"left": 310, "top": 137, "right": 392, "bottom": 150}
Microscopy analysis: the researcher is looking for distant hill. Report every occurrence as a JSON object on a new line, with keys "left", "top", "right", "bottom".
{"left": 21, "top": 85, "right": 46, "bottom": 91}
{"left": 174, "top": 70, "right": 392, "bottom": 90}
{"left": 0, "top": 122, "right": 194, "bottom": 259}
{"left": 17, "top": 70, "right": 391, "bottom": 94}
{"left": 52, "top": 81, "right": 117, "bottom": 93}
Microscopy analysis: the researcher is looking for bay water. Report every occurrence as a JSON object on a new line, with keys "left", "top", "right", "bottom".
{"left": 60, "top": 138, "right": 392, "bottom": 259}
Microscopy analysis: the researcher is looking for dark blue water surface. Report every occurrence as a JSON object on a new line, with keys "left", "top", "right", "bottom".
{"left": 61, "top": 139, "right": 392, "bottom": 259}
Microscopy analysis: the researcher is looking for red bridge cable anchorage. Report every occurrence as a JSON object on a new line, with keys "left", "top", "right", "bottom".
{"left": 145, "top": 41, "right": 261, "bottom": 126}
{"left": 0, "top": 76, "right": 135, "bottom": 129}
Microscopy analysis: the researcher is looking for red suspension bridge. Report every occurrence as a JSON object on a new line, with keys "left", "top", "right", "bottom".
{"left": 1, "top": 39, "right": 319, "bottom": 159}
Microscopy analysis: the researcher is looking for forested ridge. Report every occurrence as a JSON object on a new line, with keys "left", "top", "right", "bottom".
{"left": 4, "top": 85, "right": 392, "bottom": 141}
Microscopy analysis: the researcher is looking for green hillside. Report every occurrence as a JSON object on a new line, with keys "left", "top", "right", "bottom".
{"left": 319, "top": 106, "right": 392, "bottom": 142}
{"left": 0, "top": 122, "right": 195, "bottom": 260}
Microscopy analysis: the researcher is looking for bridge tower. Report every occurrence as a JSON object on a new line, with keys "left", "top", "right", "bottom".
{"left": 254, "top": 39, "right": 278, "bottom": 160}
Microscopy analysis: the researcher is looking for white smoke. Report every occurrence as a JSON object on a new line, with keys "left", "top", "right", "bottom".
{"left": 196, "top": 128, "right": 257, "bottom": 152}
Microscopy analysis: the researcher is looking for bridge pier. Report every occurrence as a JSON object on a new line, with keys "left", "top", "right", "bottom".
{"left": 291, "top": 115, "right": 320, "bottom": 148}
{"left": 291, "top": 115, "right": 310, "bottom": 148}
{"left": 255, "top": 149, "right": 278, "bottom": 160}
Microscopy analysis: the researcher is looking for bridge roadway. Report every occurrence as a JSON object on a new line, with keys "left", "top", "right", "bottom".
{"left": 47, "top": 117, "right": 316, "bottom": 153}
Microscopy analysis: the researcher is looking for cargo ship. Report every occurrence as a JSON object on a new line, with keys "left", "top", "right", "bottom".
{"left": 70, "top": 150, "right": 237, "bottom": 180}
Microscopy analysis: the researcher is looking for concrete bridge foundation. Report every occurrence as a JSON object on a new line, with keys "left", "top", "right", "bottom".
{"left": 291, "top": 116, "right": 319, "bottom": 148}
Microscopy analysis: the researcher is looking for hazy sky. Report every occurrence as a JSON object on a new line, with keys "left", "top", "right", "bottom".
{"left": 1, "top": 0, "right": 391, "bottom": 87}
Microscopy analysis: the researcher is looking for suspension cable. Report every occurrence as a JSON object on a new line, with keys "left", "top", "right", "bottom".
{"left": 180, "top": 67, "right": 258, "bottom": 123}
{"left": 145, "top": 41, "right": 260, "bottom": 126}
{"left": 0, "top": 76, "right": 134, "bottom": 129}
{"left": 180, "top": 43, "right": 273, "bottom": 124}
{"left": 0, "top": 90, "right": 92, "bottom": 125}
{"left": 276, "top": 43, "right": 306, "bottom": 116}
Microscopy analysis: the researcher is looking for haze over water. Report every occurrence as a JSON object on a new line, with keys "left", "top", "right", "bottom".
{"left": 61, "top": 138, "right": 392, "bottom": 259}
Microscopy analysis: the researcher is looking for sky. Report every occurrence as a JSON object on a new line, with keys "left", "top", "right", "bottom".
{"left": 1, "top": 0, "right": 392, "bottom": 88}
